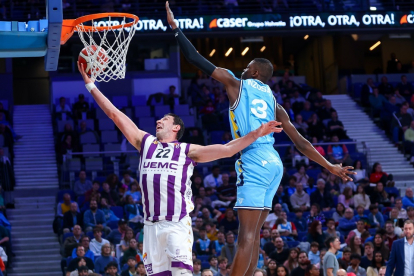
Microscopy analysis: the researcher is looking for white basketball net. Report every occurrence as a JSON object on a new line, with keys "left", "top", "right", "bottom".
{"left": 76, "top": 16, "right": 137, "bottom": 82}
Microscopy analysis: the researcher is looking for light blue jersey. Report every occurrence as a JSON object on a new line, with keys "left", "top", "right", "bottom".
{"left": 229, "top": 78, "right": 276, "bottom": 149}
{"left": 227, "top": 71, "right": 284, "bottom": 210}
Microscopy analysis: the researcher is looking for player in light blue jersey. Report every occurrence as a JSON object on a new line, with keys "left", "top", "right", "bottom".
{"left": 166, "top": 3, "right": 355, "bottom": 276}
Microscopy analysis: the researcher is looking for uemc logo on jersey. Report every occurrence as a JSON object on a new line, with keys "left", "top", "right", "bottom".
{"left": 246, "top": 79, "right": 271, "bottom": 93}
{"left": 143, "top": 161, "right": 178, "bottom": 170}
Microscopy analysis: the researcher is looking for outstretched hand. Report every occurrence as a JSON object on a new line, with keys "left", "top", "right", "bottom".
{"left": 77, "top": 61, "right": 94, "bottom": 84}
{"left": 254, "top": 121, "right": 283, "bottom": 138}
{"left": 166, "top": 1, "right": 177, "bottom": 29}
{"left": 329, "top": 163, "right": 356, "bottom": 182}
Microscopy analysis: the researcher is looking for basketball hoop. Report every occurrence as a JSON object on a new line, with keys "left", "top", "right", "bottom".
{"left": 61, "top": 13, "right": 139, "bottom": 82}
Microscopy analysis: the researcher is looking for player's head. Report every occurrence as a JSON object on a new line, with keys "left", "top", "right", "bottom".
{"left": 241, "top": 58, "right": 273, "bottom": 83}
{"left": 156, "top": 113, "right": 185, "bottom": 141}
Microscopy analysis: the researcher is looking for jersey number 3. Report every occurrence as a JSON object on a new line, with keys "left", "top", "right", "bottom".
{"left": 251, "top": 99, "right": 268, "bottom": 119}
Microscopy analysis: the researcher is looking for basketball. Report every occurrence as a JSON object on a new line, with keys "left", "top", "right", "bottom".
{"left": 78, "top": 45, "right": 109, "bottom": 76}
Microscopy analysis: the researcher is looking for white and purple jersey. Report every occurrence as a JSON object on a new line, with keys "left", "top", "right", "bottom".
{"left": 139, "top": 133, "right": 196, "bottom": 224}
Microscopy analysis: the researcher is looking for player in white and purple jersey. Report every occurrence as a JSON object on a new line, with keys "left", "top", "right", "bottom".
{"left": 77, "top": 62, "right": 283, "bottom": 276}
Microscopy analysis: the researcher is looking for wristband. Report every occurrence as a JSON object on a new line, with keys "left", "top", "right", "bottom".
{"left": 85, "top": 83, "right": 96, "bottom": 93}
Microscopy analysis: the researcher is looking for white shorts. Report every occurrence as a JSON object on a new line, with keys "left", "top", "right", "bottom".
{"left": 143, "top": 216, "right": 194, "bottom": 275}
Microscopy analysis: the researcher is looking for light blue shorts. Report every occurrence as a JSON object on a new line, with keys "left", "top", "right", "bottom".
{"left": 234, "top": 144, "right": 283, "bottom": 210}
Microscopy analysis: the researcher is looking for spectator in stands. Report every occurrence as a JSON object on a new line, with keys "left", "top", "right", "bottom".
{"left": 347, "top": 220, "right": 367, "bottom": 243}
{"left": 369, "top": 163, "right": 393, "bottom": 186}
{"left": 292, "top": 210, "right": 308, "bottom": 232}
{"left": 272, "top": 186, "right": 290, "bottom": 213}
{"left": 290, "top": 251, "right": 308, "bottom": 276}
{"left": 308, "top": 242, "right": 320, "bottom": 265}
{"left": 67, "top": 246, "right": 95, "bottom": 273}
{"left": 402, "top": 188, "right": 414, "bottom": 209}
{"left": 209, "top": 231, "right": 226, "bottom": 256}
{"left": 265, "top": 203, "right": 282, "bottom": 228}
{"left": 332, "top": 203, "right": 345, "bottom": 222}
{"left": 353, "top": 186, "right": 370, "bottom": 210}
{"left": 392, "top": 89, "right": 406, "bottom": 105}
{"left": 306, "top": 203, "right": 325, "bottom": 226}
{"left": 63, "top": 202, "right": 82, "bottom": 233}
{"left": 63, "top": 224, "right": 82, "bottom": 257}
{"left": 166, "top": 85, "right": 179, "bottom": 107}
{"left": 284, "top": 101, "right": 295, "bottom": 120}
{"left": 268, "top": 237, "right": 290, "bottom": 266}
{"left": 311, "top": 137, "right": 326, "bottom": 157}
{"left": 104, "top": 261, "right": 120, "bottom": 276}
{"left": 209, "top": 256, "right": 218, "bottom": 275}
{"left": 121, "top": 238, "right": 139, "bottom": 266}
{"left": 361, "top": 78, "right": 376, "bottom": 107}
{"left": 72, "top": 236, "right": 94, "bottom": 261}
{"left": 378, "top": 77, "right": 394, "bottom": 99}
{"left": 386, "top": 53, "right": 399, "bottom": 73}
{"left": 283, "top": 248, "right": 299, "bottom": 273}
{"left": 219, "top": 208, "right": 238, "bottom": 234}
{"left": 338, "top": 208, "right": 357, "bottom": 236}
{"left": 371, "top": 182, "right": 393, "bottom": 208}
{"left": 120, "top": 171, "right": 134, "bottom": 187}
{"left": 192, "top": 259, "right": 202, "bottom": 276}
{"left": 83, "top": 199, "right": 110, "bottom": 235}
{"left": 293, "top": 114, "right": 308, "bottom": 137}
{"left": 403, "top": 120, "right": 414, "bottom": 161}
{"left": 147, "top": 92, "right": 166, "bottom": 106}
{"left": 84, "top": 181, "right": 101, "bottom": 205}
{"left": 290, "top": 183, "right": 310, "bottom": 212}
{"left": 261, "top": 229, "right": 271, "bottom": 248}
{"left": 204, "top": 165, "right": 223, "bottom": 188}
{"left": 121, "top": 257, "right": 137, "bottom": 276}
{"left": 73, "top": 94, "right": 90, "bottom": 120}
{"left": 220, "top": 232, "right": 237, "bottom": 264}
{"left": 94, "top": 244, "right": 119, "bottom": 274}
{"left": 58, "top": 193, "right": 75, "bottom": 217}
{"left": 346, "top": 254, "right": 366, "bottom": 276}
{"left": 101, "top": 198, "right": 119, "bottom": 224}
{"left": 368, "top": 205, "right": 385, "bottom": 228}
{"left": 0, "top": 114, "right": 20, "bottom": 143}
{"left": 338, "top": 187, "right": 354, "bottom": 209}
{"left": 293, "top": 166, "right": 309, "bottom": 186}
{"left": 263, "top": 230, "right": 281, "bottom": 258}
{"left": 123, "top": 181, "right": 141, "bottom": 204}
{"left": 369, "top": 88, "right": 387, "bottom": 117}
{"left": 56, "top": 97, "right": 72, "bottom": 119}
{"left": 67, "top": 257, "right": 94, "bottom": 276}
{"left": 71, "top": 265, "right": 91, "bottom": 276}
{"left": 101, "top": 182, "right": 118, "bottom": 206}
{"left": 202, "top": 269, "right": 214, "bottom": 276}
{"left": 327, "top": 135, "right": 352, "bottom": 166}
{"left": 90, "top": 227, "right": 109, "bottom": 258}
{"left": 394, "top": 198, "right": 407, "bottom": 218}
{"left": 384, "top": 221, "right": 398, "bottom": 250}
{"left": 338, "top": 247, "right": 352, "bottom": 269}
{"left": 120, "top": 227, "right": 134, "bottom": 253}
{"left": 195, "top": 226, "right": 211, "bottom": 256}
{"left": 324, "top": 218, "right": 340, "bottom": 238}
{"left": 215, "top": 257, "right": 228, "bottom": 276}
{"left": 391, "top": 104, "right": 412, "bottom": 144}
{"left": 285, "top": 176, "right": 297, "bottom": 197}
{"left": 372, "top": 234, "right": 389, "bottom": 262}
{"left": 350, "top": 236, "right": 364, "bottom": 256}
{"left": 397, "top": 75, "right": 413, "bottom": 100}
{"left": 323, "top": 237, "right": 340, "bottom": 276}
{"left": 300, "top": 101, "right": 315, "bottom": 122}
{"left": 366, "top": 251, "right": 385, "bottom": 276}
{"left": 360, "top": 242, "right": 374, "bottom": 269}
{"left": 310, "top": 179, "right": 333, "bottom": 211}
{"left": 74, "top": 171, "right": 93, "bottom": 197}
{"left": 198, "top": 187, "right": 211, "bottom": 206}
{"left": 275, "top": 211, "right": 298, "bottom": 241}
{"left": 307, "top": 220, "right": 327, "bottom": 249}
{"left": 408, "top": 206, "right": 414, "bottom": 221}
{"left": 327, "top": 112, "right": 348, "bottom": 140}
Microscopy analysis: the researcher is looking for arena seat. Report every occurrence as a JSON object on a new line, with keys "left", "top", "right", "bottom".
{"left": 154, "top": 105, "right": 171, "bottom": 118}
{"left": 58, "top": 120, "right": 74, "bottom": 132}
{"left": 104, "top": 143, "right": 122, "bottom": 157}
{"left": 287, "top": 241, "right": 299, "bottom": 248}
{"left": 77, "top": 195, "right": 85, "bottom": 207}
{"left": 0, "top": 134, "right": 3, "bottom": 147}
{"left": 174, "top": 104, "right": 190, "bottom": 116}
{"left": 67, "top": 158, "right": 81, "bottom": 172}
{"left": 107, "top": 220, "right": 119, "bottom": 230}
{"left": 210, "top": 131, "right": 224, "bottom": 144}
{"left": 138, "top": 117, "right": 155, "bottom": 129}
{"left": 85, "top": 158, "right": 103, "bottom": 171}
{"left": 132, "top": 95, "right": 147, "bottom": 106}
{"left": 99, "top": 118, "right": 115, "bottom": 131}
{"left": 112, "top": 96, "right": 129, "bottom": 109}
{"left": 63, "top": 232, "right": 74, "bottom": 242}
{"left": 181, "top": 115, "right": 195, "bottom": 128}
{"left": 134, "top": 106, "right": 151, "bottom": 118}
{"left": 82, "top": 144, "right": 100, "bottom": 156}
{"left": 101, "top": 130, "right": 119, "bottom": 143}
{"left": 80, "top": 132, "right": 99, "bottom": 145}
{"left": 111, "top": 206, "right": 124, "bottom": 219}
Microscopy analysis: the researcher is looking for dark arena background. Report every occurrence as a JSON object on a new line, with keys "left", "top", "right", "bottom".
{"left": 0, "top": 0, "right": 414, "bottom": 275}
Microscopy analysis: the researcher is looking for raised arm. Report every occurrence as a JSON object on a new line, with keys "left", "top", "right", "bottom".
{"left": 166, "top": 1, "right": 240, "bottom": 105}
{"left": 77, "top": 62, "right": 146, "bottom": 150}
{"left": 188, "top": 121, "right": 282, "bottom": 163}
{"left": 276, "top": 103, "right": 355, "bottom": 181}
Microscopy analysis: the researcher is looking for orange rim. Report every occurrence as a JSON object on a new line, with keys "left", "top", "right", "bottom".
{"left": 61, "top": 13, "right": 139, "bottom": 45}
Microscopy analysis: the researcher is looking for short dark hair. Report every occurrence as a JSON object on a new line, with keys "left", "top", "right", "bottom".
{"left": 208, "top": 256, "right": 218, "bottom": 262}
{"left": 78, "top": 266, "right": 89, "bottom": 272}
{"left": 106, "top": 261, "right": 118, "bottom": 269}
{"left": 217, "top": 256, "right": 228, "bottom": 264}
{"left": 253, "top": 58, "right": 273, "bottom": 82}
{"left": 364, "top": 242, "right": 374, "bottom": 248}
{"left": 326, "top": 218, "right": 335, "bottom": 224}
{"left": 193, "top": 259, "right": 202, "bottom": 265}
{"left": 405, "top": 219, "right": 414, "bottom": 227}
{"left": 350, "top": 253, "right": 361, "bottom": 260}
{"left": 310, "top": 242, "right": 319, "bottom": 248}
{"left": 299, "top": 251, "right": 308, "bottom": 257}
{"left": 165, "top": 113, "right": 185, "bottom": 140}
{"left": 325, "top": 236, "right": 337, "bottom": 249}
{"left": 369, "top": 204, "right": 378, "bottom": 211}
{"left": 343, "top": 247, "right": 351, "bottom": 253}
